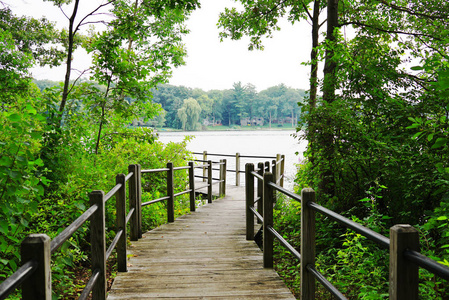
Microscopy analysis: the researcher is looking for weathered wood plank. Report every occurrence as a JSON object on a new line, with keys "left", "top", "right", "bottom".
{"left": 108, "top": 185, "right": 295, "bottom": 299}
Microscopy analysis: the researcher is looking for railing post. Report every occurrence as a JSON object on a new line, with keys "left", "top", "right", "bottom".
{"left": 219, "top": 159, "right": 224, "bottom": 197}
{"left": 116, "top": 173, "right": 127, "bottom": 272}
{"left": 271, "top": 159, "right": 277, "bottom": 201}
{"left": 389, "top": 224, "right": 419, "bottom": 300}
{"left": 245, "top": 163, "right": 255, "bottom": 240}
{"left": 236, "top": 152, "right": 240, "bottom": 186}
{"left": 167, "top": 162, "right": 175, "bottom": 223}
{"left": 189, "top": 161, "right": 196, "bottom": 212}
{"left": 128, "top": 164, "right": 138, "bottom": 241}
{"left": 89, "top": 190, "right": 106, "bottom": 300}
{"left": 301, "top": 188, "right": 316, "bottom": 300}
{"left": 263, "top": 172, "right": 274, "bottom": 268}
{"left": 21, "top": 234, "right": 51, "bottom": 300}
{"left": 207, "top": 160, "right": 212, "bottom": 203}
{"left": 136, "top": 164, "right": 142, "bottom": 238}
{"left": 257, "top": 162, "right": 264, "bottom": 224}
{"left": 203, "top": 150, "right": 207, "bottom": 182}
{"left": 272, "top": 159, "right": 277, "bottom": 184}
{"left": 222, "top": 159, "right": 227, "bottom": 196}
{"left": 264, "top": 161, "right": 270, "bottom": 173}
{"left": 280, "top": 154, "right": 285, "bottom": 187}
{"left": 276, "top": 154, "right": 281, "bottom": 182}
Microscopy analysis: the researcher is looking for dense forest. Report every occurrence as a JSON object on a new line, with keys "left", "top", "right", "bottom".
{"left": 33, "top": 80, "right": 306, "bottom": 130}
{"left": 1, "top": 0, "right": 449, "bottom": 299}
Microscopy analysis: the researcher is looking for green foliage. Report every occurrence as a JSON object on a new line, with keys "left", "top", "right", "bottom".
{"left": 0, "top": 97, "right": 48, "bottom": 280}
{"left": 272, "top": 196, "right": 302, "bottom": 297}
{"left": 273, "top": 190, "right": 449, "bottom": 299}
{"left": 150, "top": 83, "right": 306, "bottom": 129}
{"left": 0, "top": 7, "right": 64, "bottom": 67}
{"left": 218, "top": 0, "right": 312, "bottom": 51}
{"left": 177, "top": 97, "right": 201, "bottom": 130}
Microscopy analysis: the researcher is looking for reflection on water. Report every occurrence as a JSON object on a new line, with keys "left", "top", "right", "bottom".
{"left": 158, "top": 130, "right": 308, "bottom": 189}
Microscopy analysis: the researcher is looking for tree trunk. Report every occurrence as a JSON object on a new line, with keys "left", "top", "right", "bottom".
{"left": 309, "top": 0, "right": 320, "bottom": 111}
{"left": 319, "top": 0, "right": 339, "bottom": 200}
{"left": 306, "top": 0, "right": 321, "bottom": 188}
{"left": 322, "top": 0, "right": 339, "bottom": 104}
{"left": 59, "top": 0, "right": 80, "bottom": 120}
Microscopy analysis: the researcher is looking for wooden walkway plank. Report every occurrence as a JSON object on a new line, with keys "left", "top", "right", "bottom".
{"left": 108, "top": 185, "right": 295, "bottom": 299}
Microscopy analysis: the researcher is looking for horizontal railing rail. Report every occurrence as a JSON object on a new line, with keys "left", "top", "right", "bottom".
{"left": 1, "top": 150, "right": 286, "bottom": 300}
{"left": 0, "top": 166, "right": 139, "bottom": 300}
{"left": 193, "top": 151, "right": 285, "bottom": 187}
{"left": 0, "top": 159, "right": 219, "bottom": 300}
{"left": 245, "top": 162, "right": 449, "bottom": 300}
{"left": 193, "top": 151, "right": 277, "bottom": 160}
{"left": 307, "top": 201, "right": 390, "bottom": 250}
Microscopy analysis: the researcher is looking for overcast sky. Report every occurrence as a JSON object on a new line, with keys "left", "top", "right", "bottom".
{"left": 9, "top": 0, "right": 312, "bottom": 92}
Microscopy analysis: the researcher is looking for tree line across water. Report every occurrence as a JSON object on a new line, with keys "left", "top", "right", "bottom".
{"left": 33, "top": 80, "right": 306, "bottom": 130}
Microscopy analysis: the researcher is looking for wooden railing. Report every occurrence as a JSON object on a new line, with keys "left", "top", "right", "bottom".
{"left": 245, "top": 163, "right": 449, "bottom": 300}
{"left": 0, "top": 161, "right": 215, "bottom": 300}
{"left": 193, "top": 151, "right": 285, "bottom": 187}
{"left": 0, "top": 152, "right": 285, "bottom": 300}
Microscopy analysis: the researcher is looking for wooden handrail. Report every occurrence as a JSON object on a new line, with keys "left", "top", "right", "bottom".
{"left": 0, "top": 151, "right": 285, "bottom": 300}
{"left": 195, "top": 151, "right": 284, "bottom": 187}
{"left": 0, "top": 160, "right": 214, "bottom": 300}
{"left": 245, "top": 162, "right": 449, "bottom": 300}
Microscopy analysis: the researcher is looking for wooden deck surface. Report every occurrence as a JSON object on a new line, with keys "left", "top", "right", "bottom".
{"left": 108, "top": 185, "right": 295, "bottom": 299}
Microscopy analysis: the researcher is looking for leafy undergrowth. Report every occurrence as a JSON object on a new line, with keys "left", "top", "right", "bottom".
{"left": 272, "top": 194, "right": 449, "bottom": 299}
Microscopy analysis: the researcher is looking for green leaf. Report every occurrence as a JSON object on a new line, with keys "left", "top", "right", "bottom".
{"left": 431, "top": 138, "right": 448, "bottom": 149}
{"left": 412, "top": 131, "right": 423, "bottom": 139}
{"left": 9, "top": 259, "right": 17, "bottom": 271}
{"left": 437, "top": 216, "right": 448, "bottom": 221}
{"left": 0, "top": 220, "right": 9, "bottom": 235}
{"left": 406, "top": 123, "right": 420, "bottom": 129}
{"left": 26, "top": 104, "right": 37, "bottom": 114}
{"left": 0, "top": 156, "right": 12, "bottom": 166}
{"left": 7, "top": 113, "right": 21, "bottom": 122}
{"left": 410, "top": 66, "right": 424, "bottom": 71}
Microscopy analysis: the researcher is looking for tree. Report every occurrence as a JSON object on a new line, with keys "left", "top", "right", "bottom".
{"left": 0, "top": 7, "right": 63, "bottom": 102}
{"left": 207, "top": 89, "right": 224, "bottom": 125}
{"left": 221, "top": 89, "right": 237, "bottom": 126}
{"left": 233, "top": 81, "right": 249, "bottom": 120}
{"left": 177, "top": 97, "right": 201, "bottom": 130}
{"left": 83, "top": 0, "right": 196, "bottom": 154}
{"left": 196, "top": 94, "right": 214, "bottom": 120}
{"left": 151, "top": 84, "right": 192, "bottom": 128}
{"left": 43, "top": 0, "right": 200, "bottom": 123}
{"left": 218, "top": 0, "right": 325, "bottom": 117}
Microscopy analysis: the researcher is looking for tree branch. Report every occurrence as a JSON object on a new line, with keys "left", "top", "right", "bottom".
{"left": 74, "top": 0, "right": 116, "bottom": 35}
{"left": 379, "top": 0, "right": 448, "bottom": 20}
{"left": 301, "top": 1, "right": 313, "bottom": 21}
{"left": 79, "top": 20, "right": 110, "bottom": 28}
{"left": 416, "top": 36, "right": 449, "bottom": 59}
{"left": 339, "top": 21, "right": 442, "bottom": 41}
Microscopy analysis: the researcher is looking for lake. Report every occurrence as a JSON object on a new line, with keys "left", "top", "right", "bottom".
{"left": 158, "top": 130, "right": 308, "bottom": 189}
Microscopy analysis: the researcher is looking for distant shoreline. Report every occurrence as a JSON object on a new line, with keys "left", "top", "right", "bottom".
{"left": 154, "top": 126, "right": 299, "bottom": 132}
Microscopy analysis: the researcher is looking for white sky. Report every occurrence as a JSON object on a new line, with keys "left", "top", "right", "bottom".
{"left": 8, "top": 0, "right": 312, "bottom": 92}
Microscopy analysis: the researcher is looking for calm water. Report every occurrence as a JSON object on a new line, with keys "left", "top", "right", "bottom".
{"left": 158, "top": 130, "right": 308, "bottom": 188}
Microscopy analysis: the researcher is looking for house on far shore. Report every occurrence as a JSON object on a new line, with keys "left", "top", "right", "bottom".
{"left": 203, "top": 118, "right": 221, "bottom": 126}
{"left": 240, "top": 117, "right": 264, "bottom": 126}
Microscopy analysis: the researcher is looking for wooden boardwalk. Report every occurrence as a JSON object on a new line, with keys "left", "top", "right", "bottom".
{"left": 108, "top": 185, "right": 295, "bottom": 299}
